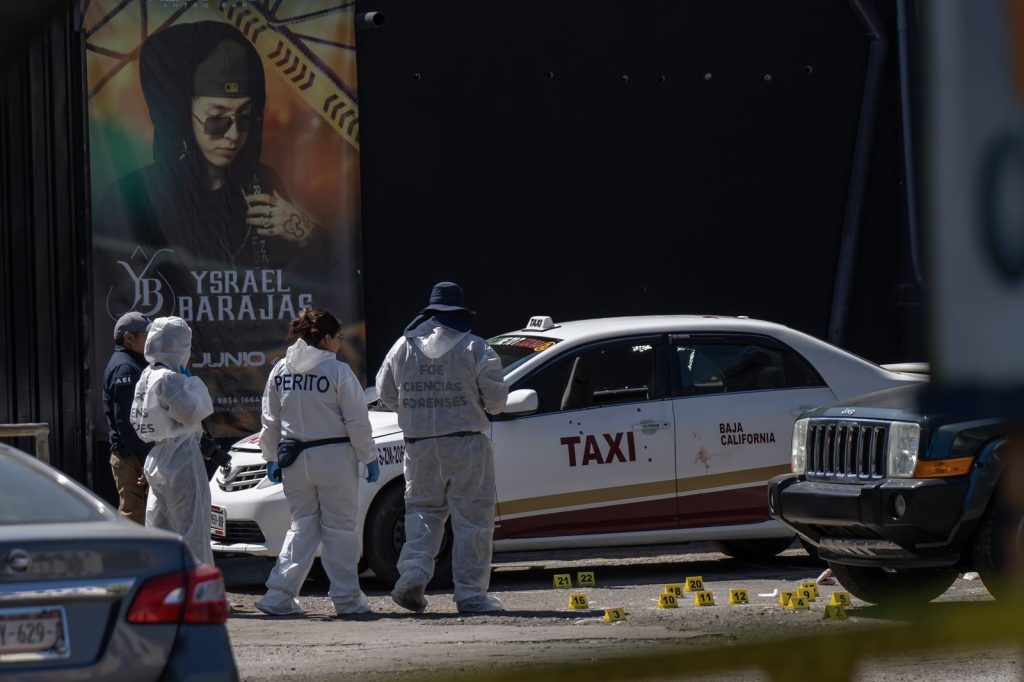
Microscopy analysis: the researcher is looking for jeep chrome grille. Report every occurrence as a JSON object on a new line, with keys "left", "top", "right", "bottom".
{"left": 217, "top": 462, "right": 267, "bottom": 492}
{"left": 805, "top": 420, "right": 888, "bottom": 481}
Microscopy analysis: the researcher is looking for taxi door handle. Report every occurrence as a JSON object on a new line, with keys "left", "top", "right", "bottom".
{"left": 632, "top": 421, "right": 672, "bottom": 431}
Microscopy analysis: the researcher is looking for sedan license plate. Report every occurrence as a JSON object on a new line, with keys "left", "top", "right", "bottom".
{"left": 0, "top": 607, "right": 67, "bottom": 662}
{"left": 211, "top": 505, "right": 226, "bottom": 537}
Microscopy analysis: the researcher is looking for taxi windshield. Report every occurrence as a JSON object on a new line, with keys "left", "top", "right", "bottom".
{"left": 487, "top": 335, "right": 560, "bottom": 374}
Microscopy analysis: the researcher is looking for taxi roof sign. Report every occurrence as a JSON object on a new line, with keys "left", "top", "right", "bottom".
{"left": 526, "top": 316, "right": 555, "bottom": 331}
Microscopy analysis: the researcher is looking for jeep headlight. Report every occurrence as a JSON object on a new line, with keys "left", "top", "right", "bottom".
{"left": 791, "top": 418, "right": 810, "bottom": 474}
{"left": 887, "top": 422, "right": 921, "bottom": 478}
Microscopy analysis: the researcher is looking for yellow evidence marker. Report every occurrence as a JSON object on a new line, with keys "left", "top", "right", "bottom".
{"left": 693, "top": 590, "right": 716, "bottom": 607}
{"left": 798, "top": 586, "right": 817, "bottom": 603}
{"left": 778, "top": 590, "right": 794, "bottom": 606}
{"left": 664, "top": 583, "right": 684, "bottom": 597}
{"left": 728, "top": 588, "right": 750, "bottom": 605}
{"left": 685, "top": 576, "right": 705, "bottom": 592}
{"left": 577, "top": 571, "right": 596, "bottom": 587}
{"left": 553, "top": 574, "right": 573, "bottom": 589}
{"left": 788, "top": 594, "right": 810, "bottom": 610}
{"left": 800, "top": 581, "right": 820, "bottom": 599}
{"left": 830, "top": 592, "right": 852, "bottom": 607}
{"left": 604, "top": 607, "right": 626, "bottom": 622}
{"left": 822, "top": 604, "right": 849, "bottom": 621}
{"left": 568, "top": 593, "right": 590, "bottom": 609}
{"left": 657, "top": 592, "right": 679, "bottom": 608}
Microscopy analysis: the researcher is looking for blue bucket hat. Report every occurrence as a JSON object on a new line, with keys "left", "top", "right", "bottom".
{"left": 404, "top": 282, "right": 475, "bottom": 336}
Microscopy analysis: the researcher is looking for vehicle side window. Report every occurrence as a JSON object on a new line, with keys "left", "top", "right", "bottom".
{"left": 522, "top": 341, "right": 658, "bottom": 413}
{"left": 674, "top": 343, "right": 822, "bottom": 396}
{"left": 521, "top": 359, "right": 573, "bottom": 414}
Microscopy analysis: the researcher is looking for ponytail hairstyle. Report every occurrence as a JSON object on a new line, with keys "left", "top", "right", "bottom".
{"left": 287, "top": 308, "right": 342, "bottom": 348}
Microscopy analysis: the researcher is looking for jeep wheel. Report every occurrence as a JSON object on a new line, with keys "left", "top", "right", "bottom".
{"left": 713, "top": 537, "right": 795, "bottom": 562}
{"left": 972, "top": 496, "right": 1024, "bottom": 600}
{"left": 363, "top": 482, "right": 454, "bottom": 588}
{"left": 829, "top": 562, "right": 957, "bottom": 606}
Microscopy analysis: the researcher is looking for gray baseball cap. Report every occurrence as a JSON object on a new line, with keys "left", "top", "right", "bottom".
{"left": 114, "top": 312, "right": 151, "bottom": 341}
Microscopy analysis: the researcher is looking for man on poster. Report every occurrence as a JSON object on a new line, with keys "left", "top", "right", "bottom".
{"left": 93, "top": 20, "right": 339, "bottom": 437}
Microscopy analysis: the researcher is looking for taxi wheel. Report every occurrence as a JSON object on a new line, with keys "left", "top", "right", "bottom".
{"left": 972, "top": 495, "right": 1024, "bottom": 600}
{"left": 713, "top": 537, "right": 795, "bottom": 562}
{"left": 363, "top": 482, "right": 454, "bottom": 589}
{"left": 829, "top": 562, "right": 957, "bottom": 606}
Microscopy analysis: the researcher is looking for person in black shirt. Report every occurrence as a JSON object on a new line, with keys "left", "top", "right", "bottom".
{"left": 102, "top": 311, "right": 153, "bottom": 523}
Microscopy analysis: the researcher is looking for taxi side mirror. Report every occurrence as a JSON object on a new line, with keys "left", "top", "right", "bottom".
{"left": 504, "top": 389, "right": 538, "bottom": 415}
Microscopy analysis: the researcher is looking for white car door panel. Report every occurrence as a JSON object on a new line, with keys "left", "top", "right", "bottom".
{"left": 493, "top": 338, "right": 676, "bottom": 539}
{"left": 670, "top": 338, "right": 835, "bottom": 527}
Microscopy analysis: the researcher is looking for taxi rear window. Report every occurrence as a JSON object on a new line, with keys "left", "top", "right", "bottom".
{"left": 487, "top": 335, "right": 560, "bottom": 373}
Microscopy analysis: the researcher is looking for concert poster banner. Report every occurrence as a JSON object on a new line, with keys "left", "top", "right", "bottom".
{"left": 84, "top": 1, "right": 365, "bottom": 439}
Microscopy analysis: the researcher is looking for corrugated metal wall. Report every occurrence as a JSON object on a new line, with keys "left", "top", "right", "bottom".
{"left": 0, "top": 6, "right": 95, "bottom": 485}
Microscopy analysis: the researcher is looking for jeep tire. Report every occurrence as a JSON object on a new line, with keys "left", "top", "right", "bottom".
{"left": 972, "top": 495, "right": 1024, "bottom": 600}
{"left": 829, "top": 562, "right": 957, "bottom": 606}
{"left": 363, "top": 482, "right": 455, "bottom": 588}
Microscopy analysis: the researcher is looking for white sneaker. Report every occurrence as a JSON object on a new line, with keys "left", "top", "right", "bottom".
{"left": 391, "top": 585, "right": 427, "bottom": 613}
{"left": 254, "top": 596, "right": 303, "bottom": 616}
{"left": 336, "top": 602, "right": 373, "bottom": 615}
{"left": 457, "top": 594, "right": 504, "bottom": 613}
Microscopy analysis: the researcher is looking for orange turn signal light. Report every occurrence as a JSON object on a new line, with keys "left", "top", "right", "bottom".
{"left": 914, "top": 457, "right": 974, "bottom": 478}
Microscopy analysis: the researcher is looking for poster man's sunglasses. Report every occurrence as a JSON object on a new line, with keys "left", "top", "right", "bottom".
{"left": 193, "top": 112, "right": 252, "bottom": 136}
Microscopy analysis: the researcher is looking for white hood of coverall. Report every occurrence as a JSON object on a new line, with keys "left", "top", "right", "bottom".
{"left": 407, "top": 321, "right": 469, "bottom": 359}
{"left": 144, "top": 316, "right": 192, "bottom": 370}
{"left": 283, "top": 338, "right": 336, "bottom": 373}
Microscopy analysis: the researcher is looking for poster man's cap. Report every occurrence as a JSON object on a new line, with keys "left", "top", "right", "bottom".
{"left": 193, "top": 39, "right": 253, "bottom": 97}
{"left": 114, "top": 312, "right": 151, "bottom": 341}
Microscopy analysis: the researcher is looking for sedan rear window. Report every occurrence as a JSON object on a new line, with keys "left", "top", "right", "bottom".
{"left": 487, "top": 336, "right": 560, "bottom": 374}
{"left": 0, "top": 453, "right": 105, "bottom": 524}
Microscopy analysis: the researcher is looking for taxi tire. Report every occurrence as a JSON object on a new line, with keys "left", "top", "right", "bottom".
{"left": 829, "top": 562, "right": 957, "bottom": 606}
{"left": 713, "top": 537, "right": 795, "bottom": 562}
{"left": 972, "top": 495, "right": 1024, "bottom": 601}
{"left": 363, "top": 482, "right": 455, "bottom": 589}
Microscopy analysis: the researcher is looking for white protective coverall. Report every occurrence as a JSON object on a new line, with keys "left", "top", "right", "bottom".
{"left": 256, "top": 338, "right": 377, "bottom": 615}
{"left": 130, "top": 317, "right": 215, "bottom": 566}
{"left": 375, "top": 321, "right": 508, "bottom": 612}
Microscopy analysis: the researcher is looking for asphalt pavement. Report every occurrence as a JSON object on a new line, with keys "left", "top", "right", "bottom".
{"left": 219, "top": 544, "right": 1022, "bottom": 681}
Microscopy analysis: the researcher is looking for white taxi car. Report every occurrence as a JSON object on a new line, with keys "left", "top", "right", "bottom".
{"left": 210, "top": 315, "right": 923, "bottom": 585}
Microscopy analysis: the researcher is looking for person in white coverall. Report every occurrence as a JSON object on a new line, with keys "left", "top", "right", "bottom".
{"left": 376, "top": 282, "right": 508, "bottom": 613}
{"left": 130, "top": 316, "right": 216, "bottom": 566}
{"left": 255, "top": 308, "right": 380, "bottom": 616}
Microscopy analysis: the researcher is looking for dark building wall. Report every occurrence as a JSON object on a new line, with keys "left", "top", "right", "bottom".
{"left": 355, "top": 0, "right": 919, "bottom": 370}
{"left": 0, "top": 1, "right": 921, "bottom": 491}
{"left": 0, "top": 6, "right": 95, "bottom": 484}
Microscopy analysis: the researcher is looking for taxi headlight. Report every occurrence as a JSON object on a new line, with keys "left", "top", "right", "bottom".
{"left": 791, "top": 418, "right": 810, "bottom": 474}
{"left": 887, "top": 422, "right": 921, "bottom": 478}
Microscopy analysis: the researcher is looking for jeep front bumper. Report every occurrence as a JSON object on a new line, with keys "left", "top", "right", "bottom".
{"left": 768, "top": 473, "right": 971, "bottom": 568}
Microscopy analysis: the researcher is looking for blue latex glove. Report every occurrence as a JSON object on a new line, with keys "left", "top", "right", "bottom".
{"left": 266, "top": 461, "right": 282, "bottom": 484}
{"left": 179, "top": 365, "right": 193, "bottom": 377}
{"left": 365, "top": 460, "right": 380, "bottom": 483}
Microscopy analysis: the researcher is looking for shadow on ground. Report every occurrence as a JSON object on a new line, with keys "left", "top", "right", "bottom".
{"left": 218, "top": 543, "right": 824, "bottom": 597}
